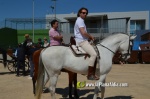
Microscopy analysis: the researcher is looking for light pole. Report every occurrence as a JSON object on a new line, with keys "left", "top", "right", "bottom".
{"left": 50, "top": 6, "right": 54, "bottom": 18}
{"left": 32, "top": 0, "right": 35, "bottom": 42}
{"left": 51, "top": 0, "right": 56, "bottom": 19}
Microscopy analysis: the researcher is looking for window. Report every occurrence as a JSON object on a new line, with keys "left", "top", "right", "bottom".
{"left": 130, "top": 20, "right": 145, "bottom": 34}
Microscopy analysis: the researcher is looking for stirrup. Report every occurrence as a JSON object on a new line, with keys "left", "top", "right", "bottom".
{"left": 87, "top": 75, "right": 99, "bottom": 80}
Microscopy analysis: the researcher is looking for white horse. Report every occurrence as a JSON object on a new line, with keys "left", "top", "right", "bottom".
{"left": 35, "top": 33, "right": 136, "bottom": 99}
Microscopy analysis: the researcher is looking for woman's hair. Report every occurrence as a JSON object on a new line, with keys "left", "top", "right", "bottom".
{"left": 50, "top": 20, "right": 58, "bottom": 27}
{"left": 44, "top": 37, "right": 47, "bottom": 41}
{"left": 77, "top": 7, "right": 88, "bottom": 17}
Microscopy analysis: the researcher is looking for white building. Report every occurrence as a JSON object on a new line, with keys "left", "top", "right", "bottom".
{"left": 46, "top": 11, "right": 149, "bottom": 43}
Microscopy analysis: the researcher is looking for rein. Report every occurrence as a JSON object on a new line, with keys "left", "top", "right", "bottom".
{"left": 97, "top": 43, "right": 115, "bottom": 54}
{"left": 96, "top": 33, "right": 131, "bottom": 58}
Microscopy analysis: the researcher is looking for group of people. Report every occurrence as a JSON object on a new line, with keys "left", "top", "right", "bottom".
{"left": 37, "top": 37, "right": 50, "bottom": 48}
{"left": 15, "top": 34, "right": 50, "bottom": 77}
{"left": 48, "top": 7, "right": 99, "bottom": 80}
{"left": 14, "top": 19, "right": 63, "bottom": 78}
{"left": 15, "top": 7, "right": 99, "bottom": 80}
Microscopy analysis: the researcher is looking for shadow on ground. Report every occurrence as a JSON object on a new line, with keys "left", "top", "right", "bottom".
{"left": 0, "top": 71, "right": 15, "bottom": 75}
{"left": 43, "top": 87, "right": 93, "bottom": 98}
{"left": 43, "top": 87, "right": 134, "bottom": 99}
{"left": 0, "top": 71, "right": 30, "bottom": 76}
{"left": 104, "top": 96, "right": 134, "bottom": 99}
{"left": 81, "top": 95, "right": 133, "bottom": 99}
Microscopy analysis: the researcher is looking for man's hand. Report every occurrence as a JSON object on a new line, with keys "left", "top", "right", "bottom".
{"left": 89, "top": 36, "right": 95, "bottom": 41}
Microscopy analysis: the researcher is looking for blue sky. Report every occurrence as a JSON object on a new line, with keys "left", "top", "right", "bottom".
{"left": 0, "top": 0, "right": 150, "bottom": 22}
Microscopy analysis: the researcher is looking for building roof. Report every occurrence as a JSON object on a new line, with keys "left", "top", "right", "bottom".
{"left": 141, "top": 32, "right": 150, "bottom": 41}
{"left": 64, "top": 14, "right": 108, "bottom": 21}
{"left": 5, "top": 17, "right": 60, "bottom": 24}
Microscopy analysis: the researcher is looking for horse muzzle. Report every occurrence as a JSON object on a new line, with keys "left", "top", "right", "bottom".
{"left": 121, "top": 53, "right": 131, "bottom": 61}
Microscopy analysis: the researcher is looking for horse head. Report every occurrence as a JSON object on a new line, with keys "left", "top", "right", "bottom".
{"left": 118, "top": 34, "right": 137, "bottom": 61}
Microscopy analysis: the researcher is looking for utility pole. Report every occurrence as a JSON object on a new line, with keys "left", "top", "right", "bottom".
{"left": 32, "top": 0, "right": 35, "bottom": 42}
{"left": 51, "top": 0, "right": 57, "bottom": 19}
{"left": 50, "top": 6, "right": 54, "bottom": 18}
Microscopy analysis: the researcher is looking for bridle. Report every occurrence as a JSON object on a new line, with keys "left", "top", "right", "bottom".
{"left": 121, "top": 36, "right": 132, "bottom": 61}
{"left": 96, "top": 34, "right": 132, "bottom": 61}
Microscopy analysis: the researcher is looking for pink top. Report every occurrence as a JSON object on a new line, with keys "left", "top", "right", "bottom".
{"left": 49, "top": 28, "right": 61, "bottom": 46}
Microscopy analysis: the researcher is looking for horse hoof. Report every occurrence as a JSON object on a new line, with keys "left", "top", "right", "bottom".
{"left": 62, "top": 94, "right": 68, "bottom": 98}
{"left": 43, "top": 88, "right": 50, "bottom": 93}
{"left": 74, "top": 96, "right": 79, "bottom": 99}
{"left": 69, "top": 97, "right": 74, "bottom": 99}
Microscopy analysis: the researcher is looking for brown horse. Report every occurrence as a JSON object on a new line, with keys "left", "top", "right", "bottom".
{"left": 32, "top": 48, "right": 79, "bottom": 99}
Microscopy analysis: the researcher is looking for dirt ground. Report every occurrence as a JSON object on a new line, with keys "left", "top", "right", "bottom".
{"left": 0, "top": 63, "right": 150, "bottom": 99}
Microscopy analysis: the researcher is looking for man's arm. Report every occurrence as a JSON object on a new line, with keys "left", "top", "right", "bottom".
{"left": 79, "top": 27, "right": 94, "bottom": 40}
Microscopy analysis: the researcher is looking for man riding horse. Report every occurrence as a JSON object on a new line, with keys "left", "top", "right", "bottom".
{"left": 74, "top": 7, "right": 99, "bottom": 80}
{"left": 49, "top": 20, "right": 63, "bottom": 46}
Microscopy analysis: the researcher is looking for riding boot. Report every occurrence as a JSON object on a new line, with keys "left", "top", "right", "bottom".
{"left": 93, "top": 64, "right": 99, "bottom": 78}
{"left": 87, "top": 66, "right": 99, "bottom": 80}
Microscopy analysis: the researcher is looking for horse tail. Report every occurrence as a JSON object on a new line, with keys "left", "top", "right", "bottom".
{"left": 35, "top": 49, "right": 45, "bottom": 99}
{"left": 32, "top": 49, "right": 43, "bottom": 95}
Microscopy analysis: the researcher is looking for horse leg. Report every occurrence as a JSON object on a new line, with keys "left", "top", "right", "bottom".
{"left": 68, "top": 71, "right": 73, "bottom": 99}
{"left": 72, "top": 73, "right": 79, "bottom": 99}
{"left": 43, "top": 70, "right": 49, "bottom": 92}
{"left": 100, "top": 79, "right": 106, "bottom": 99}
{"left": 93, "top": 74, "right": 106, "bottom": 99}
{"left": 49, "top": 74, "right": 59, "bottom": 99}
{"left": 32, "top": 77, "right": 36, "bottom": 95}
{"left": 68, "top": 72, "right": 79, "bottom": 99}
{"left": 32, "top": 65, "right": 38, "bottom": 94}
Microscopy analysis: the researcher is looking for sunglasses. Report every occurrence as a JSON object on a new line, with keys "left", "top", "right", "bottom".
{"left": 81, "top": 12, "right": 87, "bottom": 15}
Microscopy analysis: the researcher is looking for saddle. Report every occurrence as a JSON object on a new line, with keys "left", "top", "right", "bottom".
{"left": 69, "top": 36, "right": 100, "bottom": 60}
{"left": 69, "top": 36, "right": 87, "bottom": 56}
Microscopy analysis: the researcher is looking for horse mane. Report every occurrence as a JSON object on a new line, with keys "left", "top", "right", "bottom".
{"left": 100, "top": 32, "right": 129, "bottom": 44}
{"left": 112, "top": 32, "right": 129, "bottom": 36}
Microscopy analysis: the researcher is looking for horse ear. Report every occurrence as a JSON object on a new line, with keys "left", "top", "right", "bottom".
{"left": 130, "top": 35, "right": 137, "bottom": 40}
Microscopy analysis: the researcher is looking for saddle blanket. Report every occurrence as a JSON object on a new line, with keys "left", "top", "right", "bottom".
{"left": 70, "top": 45, "right": 87, "bottom": 55}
